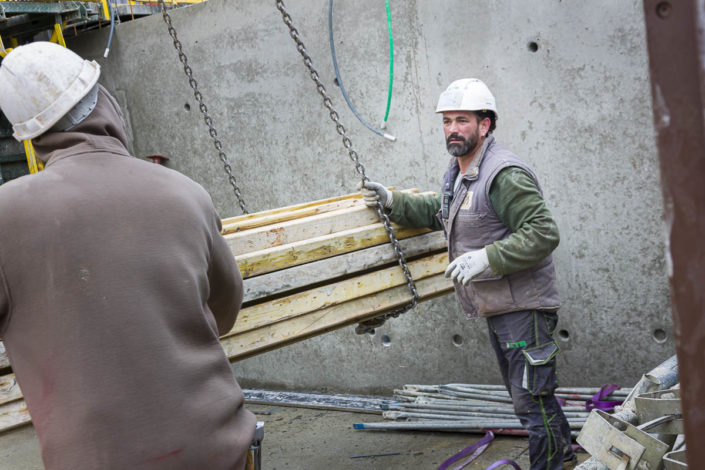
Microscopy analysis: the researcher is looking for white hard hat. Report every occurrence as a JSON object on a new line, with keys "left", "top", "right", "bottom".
{"left": 435, "top": 78, "right": 498, "bottom": 118}
{"left": 0, "top": 41, "right": 100, "bottom": 141}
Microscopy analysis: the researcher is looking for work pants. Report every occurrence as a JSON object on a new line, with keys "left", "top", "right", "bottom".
{"left": 487, "top": 310, "right": 572, "bottom": 470}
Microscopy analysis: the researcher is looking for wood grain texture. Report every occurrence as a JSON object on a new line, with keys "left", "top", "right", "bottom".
{"left": 242, "top": 231, "right": 447, "bottom": 302}
{"left": 232, "top": 252, "right": 448, "bottom": 336}
{"left": 221, "top": 274, "right": 454, "bottom": 362}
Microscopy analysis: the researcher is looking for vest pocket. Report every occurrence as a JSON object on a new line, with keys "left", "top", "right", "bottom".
{"left": 470, "top": 275, "right": 516, "bottom": 315}
{"left": 455, "top": 212, "right": 486, "bottom": 227}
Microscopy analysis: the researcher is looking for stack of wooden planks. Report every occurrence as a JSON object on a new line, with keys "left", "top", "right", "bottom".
{"left": 0, "top": 190, "right": 453, "bottom": 432}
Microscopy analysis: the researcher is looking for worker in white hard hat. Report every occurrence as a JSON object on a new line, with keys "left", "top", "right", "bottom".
{"left": 0, "top": 42, "right": 255, "bottom": 469}
{"left": 358, "top": 78, "right": 575, "bottom": 469}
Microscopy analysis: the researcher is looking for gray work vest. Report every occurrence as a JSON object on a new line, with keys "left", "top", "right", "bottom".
{"left": 439, "top": 136, "right": 561, "bottom": 319}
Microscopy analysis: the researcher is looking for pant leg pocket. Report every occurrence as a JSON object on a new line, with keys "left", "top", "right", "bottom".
{"left": 521, "top": 341, "right": 560, "bottom": 395}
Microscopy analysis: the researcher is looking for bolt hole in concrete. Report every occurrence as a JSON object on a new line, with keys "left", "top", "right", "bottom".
{"left": 452, "top": 334, "right": 463, "bottom": 347}
{"left": 653, "top": 328, "right": 667, "bottom": 343}
{"left": 184, "top": 103, "right": 191, "bottom": 111}
{"left": 381, "top": 334, "right": 392, "bottom": 347}
{"left": 528, "top": 41, "right": 539, "bottom": 52}
{"left": 557, "top": 329, "right": 570, "bottom": 341}
{"left": 656, "top": 1, "right": 672, "bottom": 19}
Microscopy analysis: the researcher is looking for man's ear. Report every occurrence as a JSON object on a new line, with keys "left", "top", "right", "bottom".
{"left": 480, "top": 117, "right": 491, "bottom": 137}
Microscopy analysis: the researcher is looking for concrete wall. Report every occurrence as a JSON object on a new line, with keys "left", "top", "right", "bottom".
{"left": 69, "top": 0, "right": 673, "bottom": 394}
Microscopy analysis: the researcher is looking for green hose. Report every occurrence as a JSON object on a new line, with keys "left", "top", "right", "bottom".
{"left": 382, "top": 0, "right": 393, "bottom": 128}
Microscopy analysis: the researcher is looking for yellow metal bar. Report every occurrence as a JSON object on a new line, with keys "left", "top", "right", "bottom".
{"left": 101, "top": 0, "right": 111, "bottom": 21}
{"left": 24, "top": 141, "right": 43, "bottom": 174}
{"left": 50, "top": 23, "right": 67, "bottom": 47}
{"left": 0, "top": 35, "right": 10, "bottom": 58}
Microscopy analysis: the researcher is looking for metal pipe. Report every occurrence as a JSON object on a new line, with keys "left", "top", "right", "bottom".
{"left": 450, "top": 384, "right": 630, "bottom": 396}
{"left": 355, "top": 420, "right": 586, "bottom": 431}
{"left": 384, "top": 410, "right": 589, "bottom": 424}
{"left": 408, "top": 401, "right": 587, "bottom": 414}
{"left": 386, "top": 403, "right": 590, "bottom": 418}
{"left": 436, "top": 390, "right": 514, "bottom": 404}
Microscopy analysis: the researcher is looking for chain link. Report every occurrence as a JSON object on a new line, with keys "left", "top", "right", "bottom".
{"left": 157, "top": 0, "right": 248, "bottom": 214}
{"left": 275, "top": 0, "right": 418, "bottom": 333}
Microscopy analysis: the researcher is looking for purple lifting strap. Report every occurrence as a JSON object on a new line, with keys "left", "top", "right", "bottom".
{"left": 585, "top": 383, "right": 624, "bottom": 412}
{"left": 436, "top": 431, "right": 495, "bottom": 470}
{"left": 485, "top": 459, "right": 522, "bottom": 470}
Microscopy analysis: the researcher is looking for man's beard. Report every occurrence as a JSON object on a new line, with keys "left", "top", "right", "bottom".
{"left": 446, "top": 131, "right": 479, "bottom": 157}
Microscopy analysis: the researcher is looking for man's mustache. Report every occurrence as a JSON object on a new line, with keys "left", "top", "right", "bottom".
{"left": 446, "top": 133, "right": 466, "bottom": 145}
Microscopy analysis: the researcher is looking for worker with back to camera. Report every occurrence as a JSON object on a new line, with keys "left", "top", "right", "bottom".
{"left": 358, "top": 78, "right": 576, "bottom": 469}
{"left": 0, "top": 42, "right": 255, "bottom": 469}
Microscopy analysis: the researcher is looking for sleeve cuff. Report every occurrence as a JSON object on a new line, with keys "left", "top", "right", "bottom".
{"left": 485, "top": 243, "right": 502, "bottom": 275}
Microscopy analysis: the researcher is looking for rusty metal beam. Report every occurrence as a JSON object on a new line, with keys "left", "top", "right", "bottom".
{"left": 643, "top": 0, "right": 705, "bottom": 465}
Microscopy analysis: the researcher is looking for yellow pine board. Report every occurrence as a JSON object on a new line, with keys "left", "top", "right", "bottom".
{"left": 221, "top": 198, "right": 364, "bottom": 235}
{"left": 221, "top": 191, "right": 364, "bottom": 226}
{"left": 0, "top": 399, "right": 29, "bottom": 433}
{"left": 0, "top": 374, "right": 21, "bottom": 406}
{"left": 221, "top": 274, "right": 454, "bottom": 362}
{"left": 230, "top": 252, "right": 449, "bottom": 336}
{"left": 220, "top": 187, "right": 410, "bottom": 229}
{"left": 236, "top": 223, "right": 431, "bottom": 278}
{"left": 241, "top": 231, "right": 447, "bottom": 302}
{"left": 223, "top": 189, "right": 430, "bottom": 255}
{"left": 0, "top": 342, "right": 8, "bottom": 372}
{"left": 225, "top": 204, "right": 381, "bottom": 256}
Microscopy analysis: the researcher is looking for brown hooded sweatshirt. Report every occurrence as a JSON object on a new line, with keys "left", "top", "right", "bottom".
{"left": 0, "top": 86, "right": 255, "bottom": 469}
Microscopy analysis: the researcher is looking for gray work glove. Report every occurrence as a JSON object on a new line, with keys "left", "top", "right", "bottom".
{"left": 357, "top": 181, "right": 393, "bottom": 209}
{"left": 445, "top": 248, "right": 490, "bottom": 285}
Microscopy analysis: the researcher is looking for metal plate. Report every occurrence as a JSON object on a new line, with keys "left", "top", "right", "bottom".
{"left": 577, "top": 409, "right": 669, "bottom": 470}
{"left": 663, "top": 449, "right": 687, "bottom": 470}
{"left": 635, "top": 388, "right": 683, "bottom": 434}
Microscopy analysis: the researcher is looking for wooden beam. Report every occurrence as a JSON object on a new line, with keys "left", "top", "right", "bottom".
{"left": 0, "top": 373, "right": 21, "bottom": 406}
{"left": 231, "top": 252, "right": 449, "bottom": 336}
{"left": 221, "top": 191, "right": 364, "bottom": 227}
{"left": 236, "top": 223, "right": 431, "bottom": 278}
{"left": 225, "top": 190, "right": 434, "bottom": 256}
{"left": 220, "top": 188, "right": 409, "bottom": 230}
{"left": 221, "top": 273, "right": 454, "bottom": 362}
{"left": 0, "top": 343, "right": 8, "bottom": 372}
{"left": 225, "top": 204, "right": 380, "bottom": 255}
{"left": 221, "top": 198, "right": 363, "bottom": 234}
{"left": 242, "top": 231, "right": 447, "bottom": 302}
{"left": 0, "top": 400, "right": 29, "bottom": 434}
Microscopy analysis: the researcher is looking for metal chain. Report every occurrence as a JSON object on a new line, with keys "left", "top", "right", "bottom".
{"left": 157, "top": 0, "right": 248, "bottom": 214}
{"left": 275, "top": 0, "right": 418, "bottom": 333}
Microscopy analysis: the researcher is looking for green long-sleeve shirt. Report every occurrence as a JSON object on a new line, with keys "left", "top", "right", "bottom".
{"left": 389, "top": 167, "right": 559, "bottom": 275}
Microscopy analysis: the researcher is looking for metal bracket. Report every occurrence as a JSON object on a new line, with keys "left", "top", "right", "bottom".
{"left": 577, "top": 409, "right": 669, "bottom": 470}
{"left": 662, "top": 449, "right": 687, "bottom": 470}
{"left": 635, "top": 388, "right": 683, "bottom": 435}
